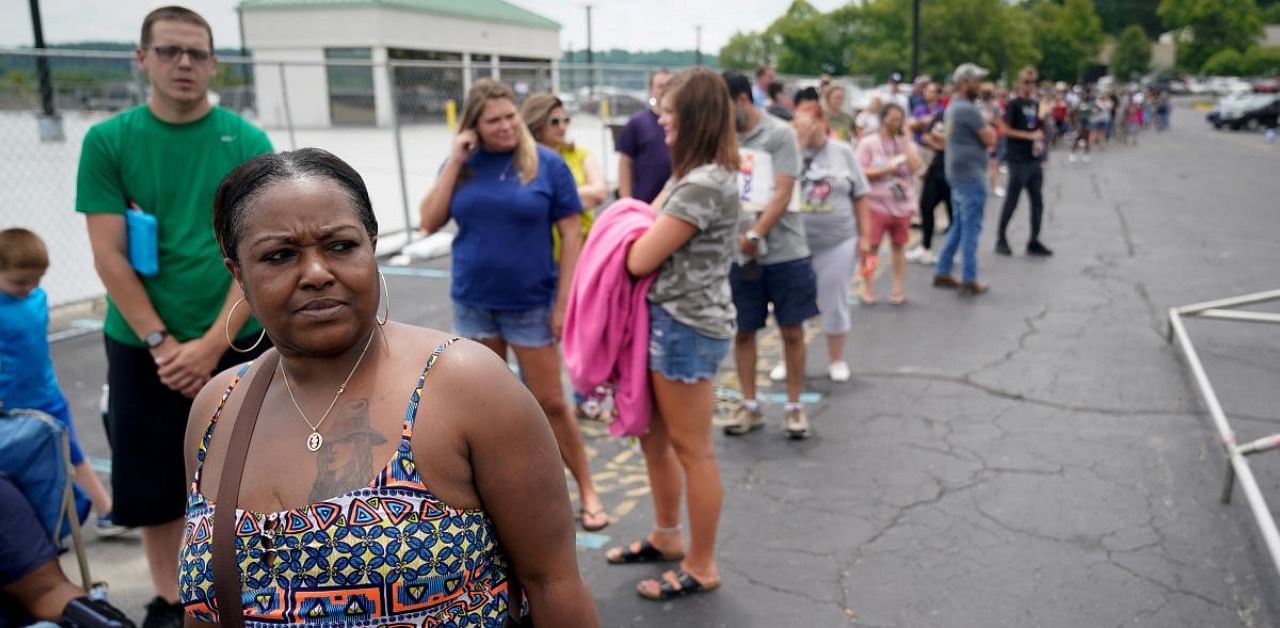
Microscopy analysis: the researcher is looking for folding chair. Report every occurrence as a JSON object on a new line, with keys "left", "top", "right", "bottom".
{"left": 0, "top": 407, "right": 93, "bottom": 590}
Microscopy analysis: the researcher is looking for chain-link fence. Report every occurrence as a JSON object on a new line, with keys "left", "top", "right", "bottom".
{"left": 1, "top": 48, "right": 854, "bottom": 309}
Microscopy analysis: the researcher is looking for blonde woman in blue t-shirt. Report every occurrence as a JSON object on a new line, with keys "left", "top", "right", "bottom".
{"left": 420, "top": 79, "right": 608, "bottom": 531}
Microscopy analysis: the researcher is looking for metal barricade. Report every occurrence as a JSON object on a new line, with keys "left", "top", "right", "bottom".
{"left": 1167, "top": 289, "right": 1280, "bottom": 582}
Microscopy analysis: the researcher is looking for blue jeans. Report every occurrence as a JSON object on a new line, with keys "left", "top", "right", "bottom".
{"left": 935, "top": 179, "right": 987, "bottom": 283}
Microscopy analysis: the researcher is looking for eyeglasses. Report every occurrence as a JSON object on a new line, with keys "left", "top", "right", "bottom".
{"left": 549, "top": 116, "right": 571, "bottom": 128}
{"left": 149, "top": 45, "right": 213, "bottom": 64}
{"left": 1021, "top": 79, "right": 1037, "bottom": 85}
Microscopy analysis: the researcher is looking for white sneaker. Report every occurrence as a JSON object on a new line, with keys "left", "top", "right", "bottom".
{"left": 828, "top": 361, "right": 851, "bottom": 382}
{"left": 1068, "top": 153, "right": 1078, "bottom": 163}
{"left": 769, "top": 362, "right": 787, "bottom": 382}
{"left": 914, "top": 248, "right": 936, "bottom": 265}
{"left": 904, "top": 246, "right": 924, "bottom": 262}
{"left": 994, "top": 186, "right": 1006, "bottom": 197}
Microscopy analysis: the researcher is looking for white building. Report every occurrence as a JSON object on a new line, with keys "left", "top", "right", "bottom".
{"left": 239, "top": 0, "right": 562, "bottom": 128}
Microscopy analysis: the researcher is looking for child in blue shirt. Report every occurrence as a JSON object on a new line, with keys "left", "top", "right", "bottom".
{"left": 0, "top": 228, "right": 121, "bottom": 535}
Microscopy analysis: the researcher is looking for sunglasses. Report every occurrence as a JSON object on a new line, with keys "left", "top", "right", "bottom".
{"left": 549, "top": 116, "right": 571, "bottom": 128}
{"left": 149, "top": 45, "right": 213, "bottom": 64}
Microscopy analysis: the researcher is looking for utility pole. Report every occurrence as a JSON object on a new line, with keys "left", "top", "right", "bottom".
{"left": 695, "top": 25, "right": 703, "bottom": 66}
{"left": 910, "top": 0, "right": 920, "bottom": 82}
{"left": 28, "top": 0, "right": 54, "bottom": 117}
{"left": 585, "top": 4, "right": 594, "bottom": 99}
{"left": 28, "top": 0, "right": 62, "bottom": 141}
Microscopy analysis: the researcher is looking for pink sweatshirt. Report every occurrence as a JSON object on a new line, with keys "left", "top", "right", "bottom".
{"left": 563, "top": 198, "right": 657, "bottom": 438}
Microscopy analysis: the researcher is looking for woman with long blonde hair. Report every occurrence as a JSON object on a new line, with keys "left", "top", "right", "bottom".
{"left": 420, "top": 79, "right": 609, "bottom": 531}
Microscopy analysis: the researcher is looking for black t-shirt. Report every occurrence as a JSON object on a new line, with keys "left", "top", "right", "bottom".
{"left": 1003, "top": 96, "right": 1040, "bottom": 163}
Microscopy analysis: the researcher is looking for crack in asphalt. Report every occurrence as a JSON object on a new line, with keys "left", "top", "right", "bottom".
{"left": 847, "top": 368, "right": 1196, "bottom": 417}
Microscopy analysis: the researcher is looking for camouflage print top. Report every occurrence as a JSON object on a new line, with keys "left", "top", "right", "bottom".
{"left": 647, "top": 163, "right": 741, "bottom": 339}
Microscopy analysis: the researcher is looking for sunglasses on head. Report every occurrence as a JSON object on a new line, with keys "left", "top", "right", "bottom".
{"left": 149, "top": 45, "right": 212, "bottom": 64}
{"left": 549, "top": 116, "right": 571, "bottom": 128}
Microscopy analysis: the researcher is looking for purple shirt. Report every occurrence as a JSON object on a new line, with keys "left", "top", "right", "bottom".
{"left": 616, "top": 109, "right": 671, "bottom": 204}
{"left": 911, "top": 102, "right": 944, "bottom": 145}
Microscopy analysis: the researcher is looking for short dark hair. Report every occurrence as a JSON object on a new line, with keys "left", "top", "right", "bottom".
{"left": 722, "top": 71, "right": 753, "bottom": 102}
{"left": 755, "top": 65, "right": 773, "bottom": 79}
{"left": 767, "top": 80, "right": 786, "bottom": 100}
{"left": 793, "top": 86, "right": 821, "bottom": 108}
{"left": 649, "top": 68, "right": 672, "bottom": 89}
{"left": 141, "top": 6, "right": 214, "bottom": 50}
{"left": 213, "top": 149, "right": 377, "bottom": 264}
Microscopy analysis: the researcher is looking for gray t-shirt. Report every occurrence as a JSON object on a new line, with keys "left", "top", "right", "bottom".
{"left": 944, "top": 97, "right": 990, "bottom": 182}
{"left": 737, "top": 113, "right": 809, "bottom": 265}
{"left": 648, "top": 163, "right": 741, "bottom": 339}
{"left": 799, "top": 140, "right": 871, "bottom": 251}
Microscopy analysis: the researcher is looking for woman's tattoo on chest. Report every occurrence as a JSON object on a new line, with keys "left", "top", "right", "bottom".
{"left": 308, "top": 399, "right": 388, "bottom": 502}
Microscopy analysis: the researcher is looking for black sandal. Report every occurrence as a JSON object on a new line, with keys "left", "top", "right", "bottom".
{"left": 637, "top": 569, "right": 720, "bottom": 600}
{"left": 580, "top": 507, "right": 610, "bottom": 532}
{"left": 605, "top": 539, "right": 684, "bottom": 565}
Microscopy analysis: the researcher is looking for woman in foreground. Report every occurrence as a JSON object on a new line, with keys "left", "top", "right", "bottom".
{"left": 179, "top": 148, "right": 597, "bottom": 626}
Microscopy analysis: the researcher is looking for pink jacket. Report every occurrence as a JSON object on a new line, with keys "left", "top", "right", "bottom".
{"left": 563, "top": 198, "right": 656, "bottom": 438}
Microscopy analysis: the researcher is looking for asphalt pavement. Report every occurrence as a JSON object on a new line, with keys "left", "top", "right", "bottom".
{"left": 45, "top": 103, "right": 1280, "bottom": 626}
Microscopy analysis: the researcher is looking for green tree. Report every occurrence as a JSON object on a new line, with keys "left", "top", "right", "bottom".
{"left": 1200, "top": 47, "right": 1246, "bottom": 74}
{"left": 719, "top": 30, "right": 775, "bottom": 70}
{"left": 1159, "top": 0, "right": 1264, "bottom": 71}
{"left": 1111, "top": 25, "right": 1153, "bottom": 80}
{"left": 1096, "top": 0, "right": 1164, "bottom": 37}
{"left": 1262, "top": 3, "right": 1280, "bottom": 22}
{"left": 1030, "top": 1, "right": 1089, "bottom": 82}
{"left": 768, "top": 0, "right": 854, "bottom": 75}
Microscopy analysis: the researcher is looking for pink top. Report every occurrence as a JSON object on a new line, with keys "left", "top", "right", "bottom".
{"left": 856, "top": 134, "right": 917, "bottom": 218}
{"left": 563, "top": 198, "right": 657, "bottom": 438}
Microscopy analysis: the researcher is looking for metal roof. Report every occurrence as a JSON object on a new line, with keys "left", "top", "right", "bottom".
{"left": 238, "top": 0, "right": 560, "bottom": 30}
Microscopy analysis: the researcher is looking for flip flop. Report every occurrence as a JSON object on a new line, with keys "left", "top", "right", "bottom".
{"left": 580, "top": 506, "right": 610, "bottom": 532}
{"left": 606, "top": 539, "right": 684, "bottom": 565}
{"left": 637, "top": 569, "right": 720, "bottom": 601}
{"left": 890, "top": 292, "right": 907, "bottom": 305}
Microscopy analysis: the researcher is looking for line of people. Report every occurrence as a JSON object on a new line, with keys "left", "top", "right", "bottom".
{"left": 4, "top": 6, "right": 1169, "bottom": 625}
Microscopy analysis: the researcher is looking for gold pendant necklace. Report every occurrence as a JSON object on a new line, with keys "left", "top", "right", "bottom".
{"left": 278, "top": 326, "right": 378, "bottom": 452}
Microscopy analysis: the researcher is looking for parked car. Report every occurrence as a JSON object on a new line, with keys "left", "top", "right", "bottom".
{"left": 1207, "top": 94, "right": 1250, "bottom": 128}
{"left": 1252, "top": 78, "right": 1280, "bottom": 94}
{"left": 1210, "top": 94, "right": 1279, "bottom": 130}
{"left": 578, "top": 86, "right": 648, "bottom": 119}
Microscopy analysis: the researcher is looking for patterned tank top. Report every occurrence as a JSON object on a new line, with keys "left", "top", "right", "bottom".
{"left": 179, "top": 340, "right": 515, "bottom": 626}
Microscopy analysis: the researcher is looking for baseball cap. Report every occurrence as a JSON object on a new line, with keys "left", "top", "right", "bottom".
{"left": 953, "top": 63, "right": 989, "bottom": 82}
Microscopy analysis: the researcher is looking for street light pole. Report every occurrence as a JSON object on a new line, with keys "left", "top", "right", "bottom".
{"left": 696, "top": 25, "right": 703, "bottom": 66}
{"left": 585, "top": 4, "right": 593, "bottom": 99}
{"left": 27, "top": 0, "right": 55, "bottom": 117}
{"left": 910, "top": 0, "right": 920, "bottom": 81}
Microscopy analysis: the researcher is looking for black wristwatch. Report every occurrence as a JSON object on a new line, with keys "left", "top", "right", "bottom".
{"left": 144, "top": 329, "right": 168, "bottom": 349}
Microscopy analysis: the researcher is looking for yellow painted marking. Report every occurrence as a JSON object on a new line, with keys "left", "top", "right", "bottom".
{"left": 619, "top": 473, "right": 648, "bottom": 485}
{"left": 624, "top": 486, "right": 652, "bottom": 497}
{"left": 613, "top": 498, "right": 638, "bottom": 517}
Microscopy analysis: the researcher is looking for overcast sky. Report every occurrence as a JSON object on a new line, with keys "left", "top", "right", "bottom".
{"left": 2, "top": 0, "right": 848, "bottom": 52}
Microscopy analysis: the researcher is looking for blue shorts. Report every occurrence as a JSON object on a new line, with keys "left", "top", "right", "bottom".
{"left": 648, "top": 303, "right": 730, "bottom": 383}
{"left": 453, "top": 302, "right": 554, "bottom": 348}
{"left": 730, "top": 257, "right": 820, "bottom": 333}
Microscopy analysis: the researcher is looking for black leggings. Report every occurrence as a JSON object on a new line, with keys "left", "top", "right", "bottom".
{"left": 918, "top": 172, "right": 952, "bottom": 250}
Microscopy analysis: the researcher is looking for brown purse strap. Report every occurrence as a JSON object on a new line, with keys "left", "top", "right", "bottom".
{"left": 212, "top": 350, "right": 278, "bottom": 628}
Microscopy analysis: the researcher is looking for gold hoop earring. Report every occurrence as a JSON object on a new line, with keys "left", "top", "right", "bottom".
{"left": 226, "top": 297, "right": 267, "bottom": 354}
{"left": 377, "top": 270, "right": 390, "bottom": 326}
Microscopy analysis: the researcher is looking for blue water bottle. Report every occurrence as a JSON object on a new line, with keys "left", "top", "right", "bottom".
{"left": 125, "top": 202, "right": 159, "bottom": 277}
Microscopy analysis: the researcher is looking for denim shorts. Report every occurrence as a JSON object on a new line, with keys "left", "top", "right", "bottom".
{"left": 453, "top": 302, "right": 554, "bottom": 348}
{"left": 648, "top": 303, "right": 731, "bottom": 384}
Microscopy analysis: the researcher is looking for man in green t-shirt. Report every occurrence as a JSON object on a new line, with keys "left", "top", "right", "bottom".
{"left": 74, "top": 7, "right": 272, "bottom": 626}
